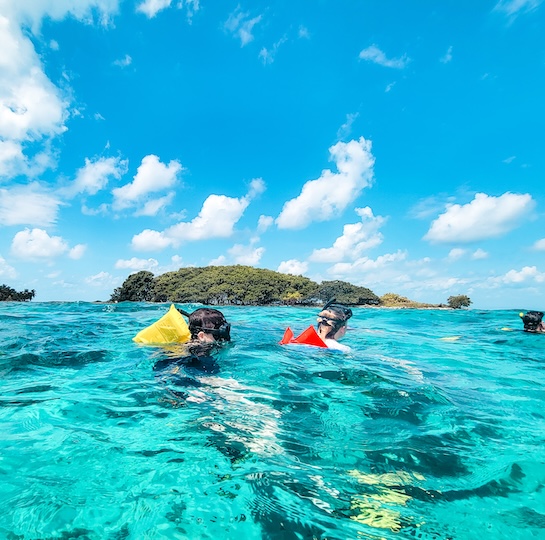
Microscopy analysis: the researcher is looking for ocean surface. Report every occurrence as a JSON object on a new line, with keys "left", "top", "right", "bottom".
{"left": 1, "top": 302, "right": 544, "bottom": 540}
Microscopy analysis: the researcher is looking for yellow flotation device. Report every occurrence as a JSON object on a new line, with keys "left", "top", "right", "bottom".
{"left": 133, "top": 304, "right": 191, "bottom": 344}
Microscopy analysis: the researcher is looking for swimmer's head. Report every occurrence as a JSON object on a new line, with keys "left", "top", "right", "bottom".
{"left": 184, "top": 307, "right": 231, "bottom": 342}
{"left": 317, "top": 298, "right": 353, "bottom": 339}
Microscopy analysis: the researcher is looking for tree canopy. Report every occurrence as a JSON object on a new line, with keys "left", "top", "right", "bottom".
{"left": 447, "top": 295, "right": 472, "bottom": 309}
{"left": 0, "top": 284, "right": 35, "bottom": 302}
{"left": 110, "top": 266, "right": 381, "bottom": 306}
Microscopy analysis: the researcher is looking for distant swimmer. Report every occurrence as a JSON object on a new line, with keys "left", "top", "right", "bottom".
{"left": 280, "top": 298, "right": 353, "bottom": 352}
{"left": 519, "top": 311, "right": 545, "bottom": 333}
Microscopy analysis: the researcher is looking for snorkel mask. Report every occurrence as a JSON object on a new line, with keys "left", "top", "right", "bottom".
{"left": 192, "top": 322, "right": 231, "bottom": 342}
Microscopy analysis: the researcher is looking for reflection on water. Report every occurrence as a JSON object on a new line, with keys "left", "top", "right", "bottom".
{"left": 0, "top": 302, "right": 544, "bottom": 539}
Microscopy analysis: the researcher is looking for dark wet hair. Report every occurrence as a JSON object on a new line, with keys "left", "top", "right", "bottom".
{"left": 317, "top": 298, "right": 353, "bottom": 339}
{"left": 186, "top": 308, "right": 231, "bottom": 341}
{"left": 520, "top": 311, "right": 544, "bottom": 332}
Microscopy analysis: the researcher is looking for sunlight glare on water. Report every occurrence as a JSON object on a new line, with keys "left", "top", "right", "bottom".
{"left": 1, "top": 302, "right": 544, "bottom": 539}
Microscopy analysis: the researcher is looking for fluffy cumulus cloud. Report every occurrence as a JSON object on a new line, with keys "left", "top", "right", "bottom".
{"left": 11, "top": 228, "right": 69, "bottom": 259}
{"left": 224, "top": 7, "right": 262, "bottom": 46}
{"left": 447, "top": 248, "right": 466, "bottom": 261}
{"left": 115, "top": 257, "right": 159, "bottom": 271}
{"left": 424, "top": 192, "right": 534, "bottom": 243}
{"left": 85, "top": 271, "right": 117, "bottom": 288}
{"left": 276, "top": 138, "right": 375, "bottom": 229}
{"left": 358, "top": 45, "right": 410, "bottom": 69}
{"left": 309, "top": 207, "right": 385, "bottom": 263}
{"left": 277, "top": 259, "right": 308, "bottom": 276}
{"left": 136, "top": 0, "right": 199, "bottom": 19}
{"left": 69, "top": 244, "right": 87, "bottom": 259}
{"left": 328, "top": 250, "right": 408, "bottom": 278}
{"left": 490, "top": 266, "right": 545, "bottom": 285}
{"left": 131, "top": 179, "right": 265, "bottom": 251}
{"left": 0, "top": 183, "right": 62, "bottom": 226}
{"left": 228, "top": 243, "right": 265, "bottom": 265}
{"left": 533, "top": 238, "right": 545, "bottom": 251}
{"left": 112, "top": 154, "right": 182, "bottom": 214}
{"left": 0, "top": 255, "right": 17, "bottom": 279}
{"left": 136, "top": 0, "right": 171, "bottom": 18}
{"left": 0, "top": 1, "right": 120, "bottom": 179}
{"left": 64, "top": 156, "right": 128, "bottom": 197}
{"left": 257, "top": 215, "right": 274, "bottom": 233}
{"left": 472, "top": 248, "right": 488, "bottom": 259}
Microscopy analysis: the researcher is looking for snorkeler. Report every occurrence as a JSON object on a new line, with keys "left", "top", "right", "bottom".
{"left": 316, "top": 301, "right": 353, "bottom": 351}
{"left": 280, "top": 298, "right": 353, "bottom": 352}
{"left": 152, "top": 307, "right": 231, "bottom": 374}
{"left": 519, "top": 311, "right": 545, "bottom": 333}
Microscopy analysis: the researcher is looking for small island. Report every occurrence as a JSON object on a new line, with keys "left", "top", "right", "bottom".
{"left": 109, "top": 266, "right": 472, "bottom": 309}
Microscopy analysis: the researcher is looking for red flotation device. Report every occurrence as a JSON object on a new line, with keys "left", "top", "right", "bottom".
{"left": 279, "top": 325, "right": 327, "bottom": 348}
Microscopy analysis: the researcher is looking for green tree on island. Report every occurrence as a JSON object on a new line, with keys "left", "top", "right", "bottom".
{"left": 0, "top": 284, "right": 36, "bottom": 302}
{"left": 447, "top": 295, "right": 472, "bottom": 309}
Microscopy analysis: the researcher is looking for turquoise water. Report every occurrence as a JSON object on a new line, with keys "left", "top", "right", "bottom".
{"left": 1, "top": 302, "right": 544, "bottom": 540}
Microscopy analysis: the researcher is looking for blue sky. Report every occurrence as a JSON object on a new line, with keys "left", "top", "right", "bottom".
{"left": 1, "top": 0, "right": 544, "bottom": 309}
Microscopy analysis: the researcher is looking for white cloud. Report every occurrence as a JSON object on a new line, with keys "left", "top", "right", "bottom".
{"left": 0, "top": 2, "right": 120, "bottom": 180}
{"left": 135, "top": 0, "right": 199, "bottom": 19}
{"left": 277, "top": 259, "right": 308, "bottom": 276}
{"left": 224, "top": 7, "right": 262, "bottom": 46}
{"left": 112, "top": 154, "right": 182, "bottom": 212}
{"left": 0, "top": 256, "right": 17, "bottom": 279}
{"left": 493, "top": 0, "right": 542, "bottom": 17}
{"left": 298, "top": 25, "right": 310, "bottom": 39}
{"left": 0, "top": 15, "right": 67, "bottom": 176}
{"left": 136, "top": 0, "right": 171, "bottom": 18}
{"left": 257, "top": 215, "right": 274, "bottom": 233}
{"left": 131, "top": 179, "right": 264, "bottom": 249}
{"left": 134, "top": 193, "right": 175, "bottom": 217}
{"left": 328, "top": 250, "right": 407, "bottom": 276}
{"left": 440, "top": 46, "right": 453, "bottom": 64}
{"left": 0, "top": 183, "right": 62, "bottom": 226}
{"left": 503, "top": 156, "right": 516, "bottom": 164}
{"left": 310, "top": 207, "right": 385, "bottom": 263}
{"left": 491, "top": 266, "right": 545, "bottom": 285}
{"left": 64, "top": 156, "right": 128, "bottom": 197}
{"left": 69, "top": 244, "right": 87, "bottom": 259}
{"left": 424, "top": 192, "right": 534, "bottom": 243}
{"left": 276, "top": 137, "right": 375, "bottom": 229}
{"left": 228, "top": 243, "right": 265, "bottom": 265}
{"left": 472, "top": 248, "right": 488, "bottom": 259}
{"left": 113, "top": 54, "right": 132, "bottom": 67}
{"left": 532, "top": 238, "right": 545, "bottom": 250}
{"left": 359, "top": 45, "right": 410, "bottom": 69}
{"left": 85, "top": 271, "right": 117, "bottom": 287}
{"left": 209, "top": 255, "right": 227, "bottom": 266}
{"left": 115, "top": 257, "right": 159, "bottom": 271}
{"left": 165, "top": 193, "right": 251, "bottom": 242}
{"left": 11, "top": 228, "right": 68, "bottom": 259}
{"left": 447, "top": 248, "right": 466, "bottom": 261}
{"left": 131, "top": 229, "right": 173, "bottom": 251}
{"left": 337, "top": 113, "right": 359, "bottom": 140}
{"left": 259, "top": 36, "right": 287, "bottom": 65}
{"left": 410, "top": 195, "right": 457, "bottom": 219}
